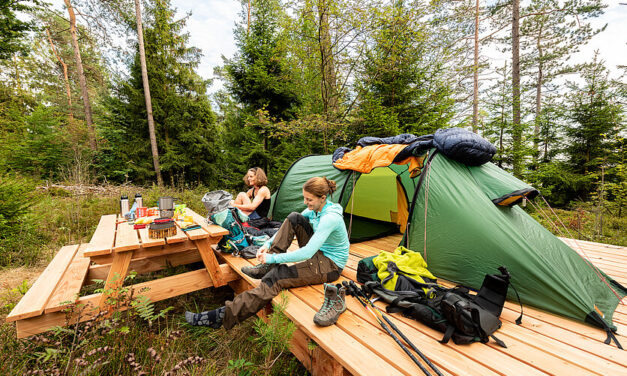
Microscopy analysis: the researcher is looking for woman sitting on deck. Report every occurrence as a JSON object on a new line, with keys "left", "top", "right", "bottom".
{"left": 185, "top": 176, "right": 350, "bottom": 329}
{"left": 231, "top": 167, "right": 272, "bottom": 220}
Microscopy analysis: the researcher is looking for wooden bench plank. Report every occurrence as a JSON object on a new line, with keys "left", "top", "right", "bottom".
{"left": 113, "top": 221, "right": 140, "bottom": 252}
{"left": 45, "top": 244, "right": 91, "bottom": 313}
{"left": 6, "top": 244, "right": 79, "bottom": 322}
{"left": 84, "top": 214, "right": 117, "bottom": 257}
{"left": 178, "top": 220, "right": 210, "bottom": 241}
{"left": 87, "top": 249, "right": 202, "bottom": 282}
{"left": 15, "top": 266, "right": 240, "bottom": 338}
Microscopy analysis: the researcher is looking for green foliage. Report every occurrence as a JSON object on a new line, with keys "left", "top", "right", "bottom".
{"left": 99, "top": 0, "right": 219, "bottom": 186}
{"left": 0, "top": 0, "right": 37, "bottom": 59}
{"left": 227, "top": 358, "right": 255, "bottom": 376}
{"left": 253, "top": 293, "right": 297, "bottom": 372}
{"left": 2, "top": 105, "right": 73, "bottom": 180}
{"left": 355, "top": 0, "right": 456, "bottom": 138}
{"left": 0, "top": 175, "right": 45, "bottom": 267}
{"left": 223, "top": 0, "right": 300, "bottom": 121}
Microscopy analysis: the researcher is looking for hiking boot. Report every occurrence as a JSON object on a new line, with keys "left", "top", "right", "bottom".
{"left": 241, "top": 263, "right": 274, "bottom": 279}
{"left": 185, "top": 306, "right": 225, "bottom": 329}
{"left": 313, "top": 283, "right": 346, "bottom": 327}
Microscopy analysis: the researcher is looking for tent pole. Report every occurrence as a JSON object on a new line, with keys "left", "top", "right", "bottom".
{"left": 405, "top": 150, "right": 439, "bottom": 250}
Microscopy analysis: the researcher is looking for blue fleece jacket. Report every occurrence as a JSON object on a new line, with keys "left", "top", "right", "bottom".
{"left": 264, "top": 201, "right": 349, "bottom": 269}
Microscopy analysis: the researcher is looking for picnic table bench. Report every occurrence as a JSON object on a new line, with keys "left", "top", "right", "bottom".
{"left": 6, "top": 207, "right": 238, "bottom": 338}
{"left": 6, "top": 208, "right": 626, "bottom": 375}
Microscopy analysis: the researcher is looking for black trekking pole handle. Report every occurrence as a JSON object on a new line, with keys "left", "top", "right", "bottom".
{"left": 342, "top": 282, "right": 433, "bottom": 376}
{"left": 348, "top": 281, "right": 444, "bottom": 376}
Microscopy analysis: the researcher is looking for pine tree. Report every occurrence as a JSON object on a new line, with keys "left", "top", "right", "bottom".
{"left": 356, "top": 0, "right": 456, "bottom": 138}
{"left": 100, "top": 0, "right": 218, "bottom": 186}
{"left": 223, "top": 0, "right": 300, "bottom": 121}
{"left": 520, "top": 0, "right": 604, "bottom": 163}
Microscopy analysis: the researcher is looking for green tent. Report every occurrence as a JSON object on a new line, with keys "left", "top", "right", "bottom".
{"left": 269, "top": 150, "right": 625, "bottom": 336}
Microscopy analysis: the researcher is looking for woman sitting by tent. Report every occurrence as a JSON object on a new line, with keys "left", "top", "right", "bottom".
{"left": 185, "top": 176, "right": 350, "bottom": 329}
{"left": 231, "top": 167, "right": 272, "bottom": 220}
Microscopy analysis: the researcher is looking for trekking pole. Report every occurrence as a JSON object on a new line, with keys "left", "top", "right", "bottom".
{"left": 348, "top": 281, "right": 444, "bottom": 376}
{"left": 342, "top": 282, "right": 433, "bottom": 376}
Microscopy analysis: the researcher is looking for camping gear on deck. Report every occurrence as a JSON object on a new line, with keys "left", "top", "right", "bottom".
{"left": 357, "top": 255, "right": 379, "bottom": 284}
{"left": 364, "top": 267, "right": 513, "bottom": 347}
{"left": 373, "top": 246, "right": 438, "bottom": 293}
{"left": 235, "top": 245, "right": 259, "bottom": 259}
{"left": 268, "top": 127, "right": 625, "bottom": 343}
{"left": 344, "top": 281, "right": 443, "bottom": 376}
{"left": 149, "top": 218, "right": 176, "bottom": 238}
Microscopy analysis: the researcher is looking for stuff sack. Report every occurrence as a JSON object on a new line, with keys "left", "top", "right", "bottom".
{"left": 202, "top": 190, "right": 232, "bottom": 215}
{"left": 357, "top": 255, "right": 379, "bottom": 284}
{"left": 211, "top": 208, "right": 249, "bottom": 253}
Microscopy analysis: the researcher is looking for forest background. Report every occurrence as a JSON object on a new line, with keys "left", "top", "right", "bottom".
{"left": 0, "top": 0, "right": 625, "bottom": 374}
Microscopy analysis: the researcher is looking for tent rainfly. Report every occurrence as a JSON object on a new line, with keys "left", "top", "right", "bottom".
{"left": 268, "top": 128, "right": 625, "bottom": 345}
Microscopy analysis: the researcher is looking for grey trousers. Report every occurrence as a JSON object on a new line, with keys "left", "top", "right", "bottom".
{"left": 223, "top": 212, "right": 341, "bottom": 329}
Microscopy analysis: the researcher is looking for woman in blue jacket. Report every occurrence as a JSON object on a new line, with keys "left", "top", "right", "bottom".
{"left": 186, "top": 176, "right": 350, "bottom": 329}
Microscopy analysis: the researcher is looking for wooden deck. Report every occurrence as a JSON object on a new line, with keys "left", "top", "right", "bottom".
{"left": 219, "top": 234, "right": 626, "bottom": 376}
{"left": 6, "top": 217, "right": 625, "bottom": 374}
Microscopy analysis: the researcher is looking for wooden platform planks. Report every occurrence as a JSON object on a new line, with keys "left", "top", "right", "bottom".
{"left": 84, "top": 214, "right": 117, "bottom": 257}
{"left": 7, "top": 245, "right": 80, "bottom": 322}
{"left": 219, "top": 233, "right": 626, "bottom": 376}
{"left": 45, "top": 244, "right": 91, "bottom": 313}
{"left": 217, "top": 251, "right": 405, "bottom": 376}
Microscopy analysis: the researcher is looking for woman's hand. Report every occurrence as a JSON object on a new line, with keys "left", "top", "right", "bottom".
{"left": 256, "top": 246, "right": 268, "bottom": 263}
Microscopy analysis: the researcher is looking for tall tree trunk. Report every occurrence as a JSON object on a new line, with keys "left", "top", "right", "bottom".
{"left": 46, "top": 28, "right": 73, "bottom": 121}
{"left": 511, "top": 0, "right": 522, "bottom": 177}
{"left": 247, "top": 0, "right": 251, "bottom": 35}
{"left": 472, "top": 0, "right": 479, "bottom": 132}
{"left": 13, "top": 54, "right": 22, "bottom": 97}
{"left": 318, "top": 0, "right": 338, "bottom": 120}
{"left": 63, "top": 0, "right": 96, "bottom": 150}
{"left": 135, "top": 0, "right": 163, "bottom": 186}
{"left": 534, "top": 28, "right": 543, "bottom": 164}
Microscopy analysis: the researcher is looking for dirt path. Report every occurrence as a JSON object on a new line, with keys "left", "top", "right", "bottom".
{"left": 0, "top": 266, "right": 46, "bottom": 291}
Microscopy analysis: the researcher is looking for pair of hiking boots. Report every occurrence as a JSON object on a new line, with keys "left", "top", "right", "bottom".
{"left": 240, "top": 264, "right": 347, "bottom": 327}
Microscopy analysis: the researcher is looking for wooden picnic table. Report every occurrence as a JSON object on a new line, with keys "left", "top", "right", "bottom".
{"left": 6, "top": 207, "right": 238, "bottom": 338}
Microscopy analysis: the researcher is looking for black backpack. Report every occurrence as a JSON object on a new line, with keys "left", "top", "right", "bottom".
{"left": 364, "top": 267, "right": 520, "bottom": 347}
